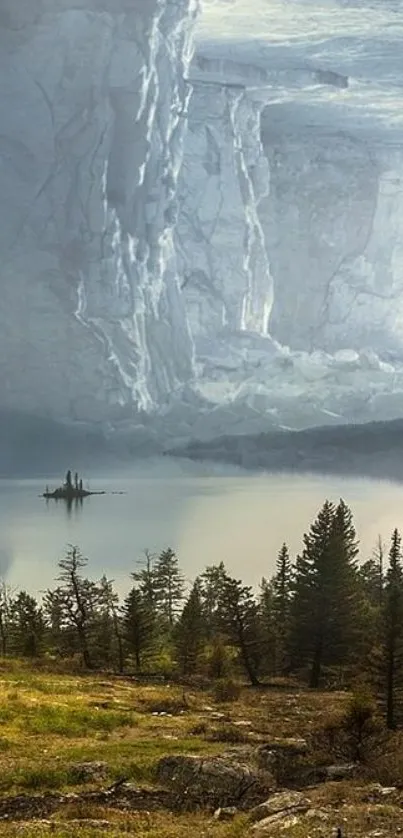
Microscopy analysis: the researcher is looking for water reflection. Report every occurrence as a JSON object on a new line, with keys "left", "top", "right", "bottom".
{"left": 44, "top": 495, "right": 84, "bottom": 518}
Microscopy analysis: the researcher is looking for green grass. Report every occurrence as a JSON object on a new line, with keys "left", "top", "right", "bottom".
{"left": 0, "top": 661, "right": 400, "bottom": 837}
{"left": 19, "top": 704, "right": 136, "bottom": 737}
{"left": 0, "top": 812, "right": 249, "bottom": 838}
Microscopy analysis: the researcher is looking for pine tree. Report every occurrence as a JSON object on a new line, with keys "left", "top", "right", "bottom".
{"left": 218, "top": 574, "right": 262, "bottom": 686}
{"left": 154, "top": 549, "right": 184, "bottom": 627}
{"left": 123, "top": 587, "right": 154, "bottom": 670}
{"left": 326, "top": 498, "right": 360, "bottom": 666}
{"left": 258, "top": 577, "right": 277, "bottom": 676}
{"left": 199, "top": 562, "right": 228, "bottom": 637}
{"left": 357, "top": 538, "right": 385, "bottom": 665}
{"left": 272, "top": 543, "right": 293, "bottom": 673}
{"left": 42, "top": 589, "right": 68, "bottom": 656}
{"left": 96, "top": 576, "right": 124, "bottom": 673}
{"left": 290, "top": 499, "right": 359, "bottom": 688}
{"left": 0, "top": 583, "right": 14, "bottom": 657}
{"left": 383, "top": 529, "right": 403, "bottom": 729}
{"left": 11, "top": 592, "right": 44, "bottom": 657}
{"left": 174, "top": 579, "right": 206, "bottom": 675}
{"left": 49, "top": 545, "right": 99, "bottom": 668}
{"left": 359, "top": 557, "right": 384, "bottom": 610}
{"left": 132, "top": 550, "right": 158, "bottom": 613}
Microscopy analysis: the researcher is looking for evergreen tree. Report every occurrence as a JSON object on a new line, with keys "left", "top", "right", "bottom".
{"left": 42, "top": 589, "right": 68, "bottom": 656}
{"left": 11, "top": 592, "right": 44, "bottom": 657}
{"left": 327, "top": 498, "right": 360, "bottom": 664}
{"left": 96, "top": 576, "right": 124, "bottom": 673}
{"left": 199, "top": 562, "right": 228, "bottom": 637}
{"left": 218, "top": 574, "right": 262, "bottom": 686}
{"left": 383, "top": 529, "right": 403, "bottom": 729}
{"left": 155, "top": 549, "right": 184, "bottom": 627}
{"left": 48, "top": 545, "right": 100, "bottom": 668}
{"left": 290, "top": 499, "right": 359, "bottom": 687}
{"left": 123, "top": 587, "right": 154, "bottom": 670}
{"left": 174, "top": 579, "right": 205, "bottom": 675}
{"left": 65, "top": 470, "right": 72, "bottom": 489}
{"left": 359, "top": 557, "right": 384, "bottom": 610}
{"left": 132, "top": 550, "right": 158, "bottom": 613}
{"left": 272, "top": 543, "right": 293, "bottom": 673}
{"left": 258, "top": 577, "right": 277, "bottom": 676}
{"left": 357, "top": 538, "right": 385, "bottom": 663}
{"left": 0, "top": 583, "right": 14, "bottom": 656}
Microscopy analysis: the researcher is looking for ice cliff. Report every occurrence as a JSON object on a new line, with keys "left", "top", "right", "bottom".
{"left": 2, "top": 0, "right": 403, "bottom": 436}
{"left": 0, "top": 0, "right": 198, "bottom": 421}
{"left": 175, "top": 0, "right": 403, "bottom": 433}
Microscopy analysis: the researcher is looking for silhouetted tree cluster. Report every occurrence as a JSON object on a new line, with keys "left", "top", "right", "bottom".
{"left": 3, "top": 499, "right": 403, "bottom": 728}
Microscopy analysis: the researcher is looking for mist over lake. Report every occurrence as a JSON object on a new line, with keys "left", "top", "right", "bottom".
{"left": 1, "top": 458, "right": 402, "bottom": 597}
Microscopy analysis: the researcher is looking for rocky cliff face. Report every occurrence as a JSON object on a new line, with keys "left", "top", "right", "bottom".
{"left": 0, "top": 0, "right": 198, "bottom": 422}
{"left": 175, "top": 2, "right": 403, "bottom": 433}
{"left": 2, "top": 0, "right": 403, "bottom": 436}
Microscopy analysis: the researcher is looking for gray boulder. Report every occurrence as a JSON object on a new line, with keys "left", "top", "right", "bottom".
{"left": 69, "top": 762, "right": 108, "bottom": 784}
{"left": 251, "top": 811, "right": 302, "bottom": 834}
{"left": 325, "top": 763, "right": 357, "bottom": 781}
{"left": 213, "top": 806, "right": 238, "bottom": 821}
{"left": 249, "top": 790, "right": 311, "bottom": 824}
{"left": 156, "top": 754, "right": 273, "bottom": 810}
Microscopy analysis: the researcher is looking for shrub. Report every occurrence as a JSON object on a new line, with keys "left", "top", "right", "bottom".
{"left": 189, "top": 722, "right": 208, "bottom": 736}
{"left": 206, "top": 724, "right": 248, "bottom": 744}
{"left": 212, "top": 677, "right": 240, "bottom": 704}
{"left": 204, "top": 639, "right": 234, "bottom": 680}
{"left": 315, "top": 686, "right": 383, "bottom": 763}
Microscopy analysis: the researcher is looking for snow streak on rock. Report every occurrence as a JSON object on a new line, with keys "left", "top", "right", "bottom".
{"left": 0, "top": 0, "right": 199, "bottom": 421}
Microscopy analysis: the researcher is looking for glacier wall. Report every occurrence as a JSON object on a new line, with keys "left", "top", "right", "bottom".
{"left": 180, "top": 52, "right": 403, "bottom": 363}
{"left": 173, "top": 8, "right": 403, "bottom": 432}
{"left": 2, "top": 0, "right": 403, "bottom": 435}
{"left": 0, "top": 0, "right": 198, "bottom": 422}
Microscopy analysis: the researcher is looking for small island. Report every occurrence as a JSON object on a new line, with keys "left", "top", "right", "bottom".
{"left": 43, "top": 470, "right": 105, "bottom": 500}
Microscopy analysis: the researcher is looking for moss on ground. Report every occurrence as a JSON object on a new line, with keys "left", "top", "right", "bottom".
{"left": 0, "top": 661, "right": 400, "bottom": 836}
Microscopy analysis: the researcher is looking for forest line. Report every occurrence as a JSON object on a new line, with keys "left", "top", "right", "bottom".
{"left": 2, "top": 497, "right": 403, "bottom": 727}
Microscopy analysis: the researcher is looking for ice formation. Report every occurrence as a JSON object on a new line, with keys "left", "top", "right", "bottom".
{"left": 0, "top": 0, "right": 198, "bottom": 421}
{"left": 1, "top": 0, "right": 403, "bottom": 434}
{"left": 181, "top": 0, "right": 403, "bottom": 432}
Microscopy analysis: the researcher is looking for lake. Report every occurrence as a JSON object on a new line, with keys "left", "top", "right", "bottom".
{"left": 1, "top": 458, "right": 402, "bottom": 598}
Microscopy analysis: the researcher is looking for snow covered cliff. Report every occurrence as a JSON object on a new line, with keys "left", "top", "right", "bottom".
{"left": 0, "top": 0, "right": 198, "bottom": 422}
{"left": 177, "top": 0, "right": 403, "bottom": 433}
{"left": 2, "top": 0, "right": 403, "bottom": 437}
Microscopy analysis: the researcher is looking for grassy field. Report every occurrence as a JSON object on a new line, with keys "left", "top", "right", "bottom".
{"left": 0, "top": 661, "right": 400, "bottom": 837}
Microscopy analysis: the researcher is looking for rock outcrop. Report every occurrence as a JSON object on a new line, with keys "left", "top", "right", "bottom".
{"left": 0, "top": 0, "right": 198, "bottom": 422}
{"left": 156, "top": 754, "right": 273, "bottom": 810}
{"left": 2, "top": 0, "right": 403, "bottom": 435}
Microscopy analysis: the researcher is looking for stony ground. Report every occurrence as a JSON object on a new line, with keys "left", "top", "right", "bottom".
{"left": 0, "top": 661, "right": 401, "bottom": 837}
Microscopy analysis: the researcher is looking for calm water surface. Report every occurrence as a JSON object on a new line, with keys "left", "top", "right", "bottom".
{"left": 1, "top": 458, "right": 402, "bottom": 596}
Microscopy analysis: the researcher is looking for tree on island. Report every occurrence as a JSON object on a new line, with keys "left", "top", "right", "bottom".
{"left": 65, "top": 470, "right": 72, "bottom": 490}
